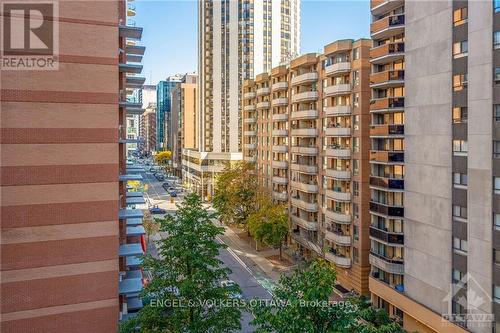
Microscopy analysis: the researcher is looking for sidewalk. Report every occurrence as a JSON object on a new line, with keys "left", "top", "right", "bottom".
{"left": 217, "top": 223, "right": 295, "bottom": 283}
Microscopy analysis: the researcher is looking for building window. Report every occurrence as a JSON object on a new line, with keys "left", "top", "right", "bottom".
{"left": 452, "top": 269, "right": 465, "bottom": 284}
{"left": 494, "top": 249, "right": 500, "bottom": 264}
{"left": 452, "top": 107, "right": 467, "bottom": 123}
{"left": 353, "top": 247, "right": 359, "bottom": 263}
{"left": 494, "top": 141, "right": 500, "bottom": 158}
{"left": 353, "top": 137, "right": 360, "bottom": 152}
{"left": 353, "top": 225, "right": 359, "bottom": 241}
{"left": 495, "top": 177, "right": 500, "bottom": 194}
{"left": 495, "top": 31, "right": 500, "bottom": 49}
{"left": 453, "top": 74, "right": 468, "bottom": 91}
{"left": 494, "top": 213, "right": 500, "bottom": 230}
{"left": 453, "top": 40, "right": 468, "bottom": 58}
{"left": 453, "top": 237, "right": 468, "bottom": 254}
{"left": 353, "top": 70, "right": 360, "bottom": 86}
{"left": 353, "top": 181, "right": 359, "bottom": 196}
{"left": 353, "top": 48, "right": 360, "bottom": 60}
{"left": 495, "top": 105, "right": 500, "bottom": 121}
{"left": 353, "top": 93, "right": 360, "bottom": 108}
{"left": 453, "top": 205, "right": 467, "bottom": 220}
{"left": 453, "top": 172, "right": 468, "bottom": 187}
{"left": 496, "top": 0, "right": 500, "bottom": 12}
{"left": 453, "top": 7, "right": 468, "bottom": 26}
{"left": 353, "top": 115, "right": 360, "bottom": 130}
{"left": 353, "top": 159, "right": 359, "bottom": 175}
{"left": 353, "top": 203, "right": 359, "bottom": 219}
{"left": 453, "top": 140, "right": 468, "bottom": 155}
{"left": 494, "top": 285, "right": 500, "bottom": 303}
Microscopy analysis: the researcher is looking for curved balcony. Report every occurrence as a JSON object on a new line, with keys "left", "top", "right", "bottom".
{"left": 370, "top": 70, "right": 405, "bottom": 89}
{"left": 243, "top": 130, "right": 257, "bottom": 136}
{"left": 291, "top": 91, "right": 318, "bottom": 103}
{"left": 324, "top": 127, "right": 351, "bottom": 136}
{"left": 272, "top": 129, "right": 288, "bottom": 137}
{"left": 325, "top": 189, "right": 351, "bottom": 201}
{"left": 291, "top": 146, "right": 318, "bottom": 155}
{"left": 291, "top": 128, "right": 318, "bottom": 137}
{"left": 369, "top": 252, "right": 404, "bottom": 275}
{"left": 291, "top": 163, "right": 318, "bottom": 174}
{"left": 272, "top": 145, "right": 288, "bottom": 153}
{"left": 272, "top": 113, "right": 288, "bottom": 121}
{"left": 324, "top": 208, "right": 351, "bottom": 224}
{"left": 243, "top": 91, "right": 256, "bottom": 99}
{"left": 244, "top": 105, "right": 256, "bottom": 111}
{"left": 272, "top": 160, "right": 288, "bottom": 169}
{"left": 291, "top": 72, "right": 318, "bottom": 86}
{"left": 325, "top": 62, "right": 351, "bottom": 76}
{"left": 273, "top": 191, "right": 288, "bottom": 201}
{"left": 243, "top": 117, "right": 256, "bottom": 124}
{"left": 324, "top": 169, "right": 351, "bottom": 180}
{"left": 325, "top": 230, "right": 351, "bottom": 246}
{"left": 272, "top": 97, "right": 288, "bottom": 106}
{"left": 370, "top": 42, "right": 405, "bottom": 65}
{"left": 325, "top": 148, "right": 351, "bottom": 158}
{"left": 324, "top": 84, "right": 351, "bottom": 97}
{"left": 244, "top": 143, "right": 257, "bottom": 150}
{"left": 369, "top": 201, "right": 404, "bottom": 217}
{"left": 256, "top": 101, "right": 271, "bottom": 109}
{"left": 325, "top": 251, "right": 351, "bottom": 268}
{"left": 324, "top": 105, "right": 351, "bottom": 116}
{"left": 272, "top": 81, "right": 288, "bottom": 91}
{"left": 291, "top": 197, "right": 318, "bottom": 212}
{"left": 291, "top": 180, "right": 318, "bottom": 193}
{"left": 272, "top": 176, "right": 288, "bottom": 185}
{"left": 291, "top": 109, "right": 318, "bottom": 120}
{"left": 371, "top": 14, "right": 405, "bottom": 40}
{"left": 369, "top": 226, "right": 404, "bottom": 245}
{"left": 369, "top": 124, "right": 404, "bottom": 137}
{"left": 291, "top": 214, "right": 318, "bottom": 231}
{"left": 256, "top": 87, "right": 270, "bottom": 96}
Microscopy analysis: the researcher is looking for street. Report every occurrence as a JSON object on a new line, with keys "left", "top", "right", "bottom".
{"left": 140, "top": 166, "right": 272, "bottom": 332}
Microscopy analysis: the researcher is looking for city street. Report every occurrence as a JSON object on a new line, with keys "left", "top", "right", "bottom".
{"left": 140, "top": 166, "right": 272, "bottom": 332}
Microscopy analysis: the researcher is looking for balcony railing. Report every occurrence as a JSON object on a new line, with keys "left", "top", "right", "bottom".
{"left": 291, "top": 197, "right": 318, "bottom": 212}
{"left": 291, "top": 72, "right": 318, "bottom": 86}
{"left": 370, "top": 150, "right": 404, "bottom": 163}
{"left": 369, "top": 226, "right": 404, "bottom": 245}
{"left": 370, "top": 97, "right": 405, "bottom": 111}
{"left": 369, "top": 252, "right": 404, "bottom": 274}
{"left": 369, "top": 176, "right": 404, "bottom": 190}
{"left": 369, "top": 201, "right": 404, "bottom": 217}
{"left": 370, "top": 70, "right": 405, "bottom": 88}
{"left": 370, "top": 42, "right": 405, "bottom": 63}
{"left": 291, "top": 109, "right": 318, "bottom": 119}
{"left": 325, "top": 62, "right": 351, "bottom": 76}
{"left": 371, "top": 14, "right": 405, "bottom": 37}
{"left": 369, "top": 124, "right": 404, "bottom": 136}
{"left": 325, "top": 250, "right": 351, "bottom": 268}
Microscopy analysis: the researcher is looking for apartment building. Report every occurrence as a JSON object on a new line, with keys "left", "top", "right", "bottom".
{"left": 156, "top": 75, "right": 182, "bottom": 151}
{"left": 140, "top": 104, "right": 157, "bottom": 155}
{"left": 242, "top": 39, "right": 372, "bottom": 295}
{"left": 0, "top": 0, "right": 146, "bottom": 331}
{"left": 171, "top": 74, "right": 198, "bottom": 176}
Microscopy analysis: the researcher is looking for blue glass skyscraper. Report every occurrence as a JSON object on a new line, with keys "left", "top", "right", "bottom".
{"left": 156, "top": 76, "right": 181, "bottom": 151}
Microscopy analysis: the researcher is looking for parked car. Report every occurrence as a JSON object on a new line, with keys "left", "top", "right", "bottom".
{"left": 169, "top": 191, "right": 177, "bottom": 197}
{"left": 155, "top": 174, "right": 165, "bottom": 181}
{"left": 149, "top": 205, "right": 166, "bottom": 214}
{"left": 162, "top": 182, "right": 171, "bottom": 189}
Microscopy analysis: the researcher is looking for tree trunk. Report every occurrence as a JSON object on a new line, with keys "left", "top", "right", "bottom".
{"left": 279, "top": 245, "right": 282, "bottom": 261}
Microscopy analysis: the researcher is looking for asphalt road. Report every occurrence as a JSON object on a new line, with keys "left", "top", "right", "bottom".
{"left": 139, "top": 164, "right": 271, "bottom": 332}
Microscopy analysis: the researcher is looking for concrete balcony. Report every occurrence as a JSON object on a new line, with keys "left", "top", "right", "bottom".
{"left": 272, "top": 97, "right": 289, "bottom": 106}
{"left": 244, "top": 155, "right": 256, "bottom": 163}
{"left": 291, "top": 146, "right": 318, "bottom": 155}
{"left": 256, "top": 101, "right": 271, "bottom": 109}
{"left": 291, "top": 180, "right": 318, "bottom": 193}
{"left": 291, "top": 197, "right": 318, "bottom": 212}
{"left": 369, "top": 124, "right": 404, "bottom": 137}
{"left": 369, "top": 150, "right": 404, "bottom": 163}
{"left": 325, "top": 230, "right": 351, "bottom": 246}
{"left": 371, "top": 0, "right": 404, "bottom": 16}
{"left": 244, "top": 105, "right": 256, "bottom": 111}
{"left": 324, "top": 169, "right": 351, "bottom": 180}
{"left": 243, "top": 117, "right": 256, "bottom": 124}
{"left": 243, "top": 130, "right": 257, "bottom": 136}
{"left": 325, "top": 62, "right": 351, "bottom": 76}
{"left": 370, "top": 70, "right": 405, "bottom": 89}
{"left": 273, "top": 176, "right": 288, "bottom": 185}
{"left": 325, "top": 252, "right": 351, "bottom": 268}
{"left": 324, "top": 105, "right": 351, "bottom": 116}
{"left": 325, "top": 189, "right": 351, "bottom": 202}
{"left": 324, "top": 127, "right": 351, "bottom": 136}
{"left": 272, "top": 129, "right": 288, "bottom": 137}
{"left": 370, "top": 42, "right": 405, "bottom": 65}
{"left": 272, "top": 81, "right": 288, "bottom": 91}
{"left": 291, "top": 128, "right": 318, "bottom": 137}
{"left": 371, "top": 14, "right": 405, "bottom": 40}
{"left": 291, "top": 72, "right": 318, "bottom": 86}
{"left": 272, "top": 113, "right": 288, "bottom": 121}
{"left": 291, "top": 109, "right": 318, "bottom": 120}
{"left": 291, "top": 91, "right": 318, "bottom": 103}
{"left": 370, "top": 97, "right": 405, "bottom": 112}
{"left": 324, "top": 208, "right": 351, "bottom": 224}
{"left": 256, "top": 87, "right": 270, "bottom": 96}
{"left": 325, "top": 148, "right": 351, "bottom": 158}
{"left": 119, "top": 25, "right": 143, "bottom": 39}
{"left": 243, "top": 91, "right": 256, "bottom": 99}
{"left": 272, "top": 145, "right": 288, "bottom": 153}
{"left": 291, "top": 163, "right": 317, "bottom": 174}
{"left": 291, "top": 214, "right": 318, "bottom": 231}
{"left": 244, "top": 143, "right": 257, "bottom": 150}
{"left": 273, "top": 191, "right": 288, "bottom": 201}
{"left": 323, "top": 84, "right": 351, "bottom": 97}
{"left": 369, "top": 252, "right": 404, "bottom": 275}
{"left": 272, "top": 160, "right": 288, "bottom": 169}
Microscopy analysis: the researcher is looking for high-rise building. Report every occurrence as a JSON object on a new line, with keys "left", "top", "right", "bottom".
{"left": 140, "top": 104, "right": 157, "bottom": 155}
{"left": 140, "top": 84, "right": 157, "bottom": 109}
{"left": 156, "top": 75, "right": 182, "bottom": 151}
{"left": 368, "top": 1, "right": 499, "bottom": 333}
{"left": 242, "top": 39, "right": 372, "bottom": 295}
{"left": 0, "top": 0, "right": 146, "bottom": 331}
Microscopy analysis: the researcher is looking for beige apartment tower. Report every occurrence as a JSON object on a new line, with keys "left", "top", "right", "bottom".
{"left": 242, "top": 39, "right": 372, "bottom": 295}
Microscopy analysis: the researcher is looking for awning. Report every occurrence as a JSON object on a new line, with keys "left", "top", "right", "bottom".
{"left": 126, "top": 225, "right": 146, "bottom": 236}
{"left": 119, "top": 243, "right": 144, "bottom": 257}
{"left": 119, "top": 25, "right": 143, "bottom": 39}
{"left": 119, "top": 174, "right": 143, "bottom": 182}
{"left": 119, "top": 277, "right": 143, "bottom": 296}
{"left": 126, "top": 192, "right": 144, "bottom": 198}
{"left": 126, "top": 297, "right": 144, "bottom": 311}
{"left": 126, "top": 197, "right": 146, "bottom": 206}
{"left": 126, "top": 256, "right": 143, "bottom": 268}
{"left": 119, "top": 209, "right": 143, "bottom": 220}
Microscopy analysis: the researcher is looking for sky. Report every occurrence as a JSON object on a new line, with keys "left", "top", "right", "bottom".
{"left": 134, "top": 0, "right": 370, "bottom": 85}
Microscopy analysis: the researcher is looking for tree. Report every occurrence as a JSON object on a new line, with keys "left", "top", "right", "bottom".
{"left": 250, "top": 259, "right": 406, "bottom": 333}
{"left": 120, "top": 193, "right": 242, "bottom": 333}
{"left": 213, "top": 162, "right": 258, "bottom": 228}
{"left": 142, "top": 211, "right": 159, "bottom": 243}
{"left": 154, "top": 151, "right": 172, "bottom": 173}
{"left": 247, "top": 194, "right": 288, "bottom": 259}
